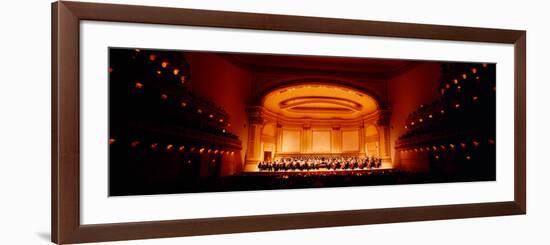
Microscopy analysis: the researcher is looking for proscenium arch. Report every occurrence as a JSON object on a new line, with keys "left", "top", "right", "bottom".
{"left": 252, "top": 78, "right": 388, "bottom": 110}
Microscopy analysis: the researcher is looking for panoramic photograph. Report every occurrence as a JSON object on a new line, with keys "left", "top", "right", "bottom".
{"left": 108, "top": 48, "right": 496, "bottom": 196}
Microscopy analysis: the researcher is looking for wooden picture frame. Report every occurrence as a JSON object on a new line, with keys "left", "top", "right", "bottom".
{"left": 52, "top": 1, "right": 526, "bottom": 244}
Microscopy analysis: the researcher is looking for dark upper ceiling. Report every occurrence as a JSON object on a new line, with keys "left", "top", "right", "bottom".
{"left": 219, "top": 53, "right": 422, "bottom": 78}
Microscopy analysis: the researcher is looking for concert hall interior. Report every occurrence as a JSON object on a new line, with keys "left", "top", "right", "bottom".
{"left": 108, "top": 48, "right": 496, "bottom": 196}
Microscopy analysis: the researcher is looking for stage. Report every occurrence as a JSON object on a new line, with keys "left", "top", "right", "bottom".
{"left": 242, "top": 168, "right": 393, "bottom": 177}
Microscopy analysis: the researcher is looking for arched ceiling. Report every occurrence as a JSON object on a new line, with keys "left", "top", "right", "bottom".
{"left": 262, "top": 84, "right": 378, "bottom": 120}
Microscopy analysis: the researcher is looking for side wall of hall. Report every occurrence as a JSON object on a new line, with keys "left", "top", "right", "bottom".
{"left": 387, "top": 63, "right": 442, "bottom": 171}
{"left": 185, "top": 53, "right": 254, "bottom": 175}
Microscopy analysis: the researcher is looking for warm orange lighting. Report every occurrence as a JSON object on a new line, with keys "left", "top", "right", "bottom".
{"left": 411, "top": 122, "right": 415, "bottom": 126}
{"left": 214, "top": 150, "right": 219, "bottom": 154}
{"left": 181, "top": 102, "right": 187, "bottom": 107}
{"left": 466, "top": 155, "right": 471, "bottom": 160}
{"left": 428, "top": 114, "right": 433, "bottom": 118}
{"left": 199, "top": 148, "right": 205, "bottom": 154}
{"left": 156, "top": 70, "right": 162, "bottom": 75}
{"left": 150, "top": 143, "right": 159, "bottom": 150}
{"left": 472, "top": 141, "right": 480, "bottom": 147}
{"left": 432, "top": 146, "right": 437, "bottom": 151}
{"left": 135, "top": 82, "right": 144, "bottom": 89}
{"left": 440, "top": 145, "right": 446, "bottom": 150}
{"left": 160, "top": 94, "right": 168, "bottom": 100}
{"left": 219, "top": 119, "right": 224, "bottom": 123}
{"left": 472, "top": 96, "right": 479, "bottom": 101}
{"left": 471, "top": 68, "right": 477, "bottom": 74}
{"left": 404, "top": 126, "right": 408, "bottom": 129}
{"left": 440, "top": 109, "right": 445, "bottom": 114}
{"left": 453, "top": 79, "right": 458, "bottom": 84}
{"left": 108, "top": 138, "right": 116, "bottom": 145}
{"left": 460, "top": 143, "right": 466, "bottom": 149}
{"left": 149, "top": 54, "right": 156, "bottom": 61}
{"left": 482, "top": 63, "right": 488, "bottom": 68}
{"left": 130, "top": 140, "right": 140, "bottom": 148}
{"left": 435, "top": 155, "right": 440, "bottom": 160}
{"left": 455, "top": 103, "right": 460, "bottom": 108}
{"left": 166, "top": 144, "right": 174, "bottom": 151}
{"left": 419, "top": 118, "right": 423, "bottom": 122}
{"left": 180, "top": 76, "right": 186, "bottom": 84}
{"left": 161, "top": 61, "right": 169, "bottom": 68}
{"left": 134, "top": 48, "right": 140, "bottom": 52}
{"left": 197, "top": 109, "right": 203, "bottom": 114}
{"left": 230, "top": 151, "right": 235, "bottom": 155}
{"left": 178, "top": 146, "right": 185, "bottom": 152}
{"left": 476, "top": 76, "right": 480, "bottom": 80}
{"left": 173, "top": 69, "right": 180, "bottom": 75}
{"left": 449, "top": 144, "right": 455, "bottom": 149}
{"left": 207, "top": 149, "right": 212, "bottom": 154}
{"left": 462, "top": 74, "right": 467, "bottom": 79}
{"left": 209, "top": 114, "right": 214, "bottom": 119}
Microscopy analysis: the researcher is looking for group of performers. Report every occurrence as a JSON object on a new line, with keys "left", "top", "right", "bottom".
{"left": 257, "top": 156, "right": 383, "bottom": 171}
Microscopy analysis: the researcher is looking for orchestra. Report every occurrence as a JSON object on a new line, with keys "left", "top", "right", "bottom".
{"left": 257, "top": 156, "right": 382, "bottom": 171}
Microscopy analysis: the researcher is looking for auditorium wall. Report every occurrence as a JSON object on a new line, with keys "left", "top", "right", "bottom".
{"left": 184, "top": 53, "right": 254, "bottom": 174}
{"left": 387, "top": 63, "right": 442, "bottom": 169}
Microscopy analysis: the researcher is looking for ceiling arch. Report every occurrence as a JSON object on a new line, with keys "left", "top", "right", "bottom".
{"left": 262, "top": 83, "right": 379, "bottom": 120}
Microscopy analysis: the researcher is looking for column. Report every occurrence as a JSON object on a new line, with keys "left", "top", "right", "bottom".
{"left": 302, "top": 124, "right": 312, "bottom": 153}
{"left": 359, "top": 124, "right": 366, "bottom": 155}
{"left": 331, "top": 125, "right": 342, "bottom": 153}
{"left": 245, "top": 106, "right": 264, "bottom": 171}
{"left": 376, "top": 110, "right": 392, "bottom": 168}
{"left": 275, "top": 123, "right": 283, "bottom": 157}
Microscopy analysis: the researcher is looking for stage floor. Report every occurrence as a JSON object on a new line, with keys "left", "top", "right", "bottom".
{"left": 243, "top": 167, "right": 393, "bottom": 176}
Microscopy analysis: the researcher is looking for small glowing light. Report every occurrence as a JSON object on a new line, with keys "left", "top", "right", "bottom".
{"left": 455, "top": 103, "right": 460, "bottom": 108}
{"left": 449, "top": 144, "right": 455, "bottom": 149}
{"left": 483, "top": 63, "right": 488, "bottom": 68}
{"left": 150, "top": 143, "right": 159, "bottom": 150}
{"left": 460, "top": 143, "right": 466, "bottom": 149}
{"left": 130, "top": 140, "right": 140, "bottom": 148}
{"left": 160, "top": 94, "right": 168, "bottom": 100}
{"left": 453, "top": 79, "right": 458, "bottom": 84}
{"left": 472, "top": 141, "right": 480, "bottom": 147}
{"left": 420, "top": 104, "right": 424, "bottom": 108}
{"left": 473, "top": 96, "right": 479, "bottom": 101}
{"left": 440, "top": 109, "right": 445, "bottom": 114}
{"left": 230, "top": 151, "right": 235, "bottom": 155}
{"left": 405, "top": 126, "right": 408, "bottom": 129}
{"left": 425, "top": 147, "right": 430, "bottom": 151}
{"left": 227, "top": 123, "right": 231, "bottom": 127}
{"left": 462, "top": 74, "right": 467, "bottom": 79}
{"left": 190, "top": 147, "right": 196, "bottom": 152}
{"left": 428, "top": 114, "right": 433, "bottom": 118}
{"left": 180, "top": 76, "right": 186, "bottom": 84}
{"left": 420, "top": 148, "right": 424, "bottom": 152}
{"left": 414, "top": 148, "right": 418, "bottom": 152}
{"left": 476, "top": 76, "right": 480, "bottom": 80}
{"left": 209, "top": 114, "right": 214, "bottom": 119}
{"left": 135, "top": 82, "right": 144, "bottom": 89}
{"left": 178, "top": 146, "right": 185, "bottom": 152}
{"left": 411, "top": 122, "right": 415, "bottom": 126}
{"left": 432, "top": 146, "right": 437, "bottom": 151}
{"left": 220, "top": 150, "right": 225, "bottom": 154}
{"left": 149, "top": 54, "right": 156, "bottom": 61}
{"left": 199, "top": 148, "right": 205, "bottom": 154}
{"left": 207, "top": 149, "right": 212, "bottom": 153}
{"left": 419, "top": 118, "right": 423, "bottom": 122}
{"left": 471, "top": 68, "right": 477, "bottom": 74}
{"left": 488, "top": 139, "right": 495, "bottom": 145}
{"left": 466, "top": 155, "right": 471, "bottom": 160}
{"left": 108, "top": 138, "right": 116, "bottom": 145}
{"left": 156, "top": 70, "right": 161, "bottom": 75}
{"left": 219, "top": 119, "right": 224, "bottom": 123}
{"left": 441, "top": 89, "right": 446, "bottom": 94}
{"left": 222, "top": 129, "right": 226, "bottom": 133}
{"left": 161, "top": 61, "right": 169, "bottom": 68}
{"left": 166, "top": 144, "right": 174, "bottom": 151}
{"left": 435, "top": 155, "right": 440, "bottom": 160}
{"left": 440, "top": 145, "right": 446, "bottom": 150}
{"left": 446, "top": 84, "right": 451, "bottom": 89}
{"left": 214, "top": 150, "right": 219, "bottom": 154}
{"left": 173, "top": 69, "right": 180, "bottom": 75}
{"left": 180, "top": 102, "right": 187, "bottom": 107}
{"left": 457, "top": 85, "right": 462, "bottom": 90}
{"left": 197, "top": 109, "right": 202, "bottom": 114}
